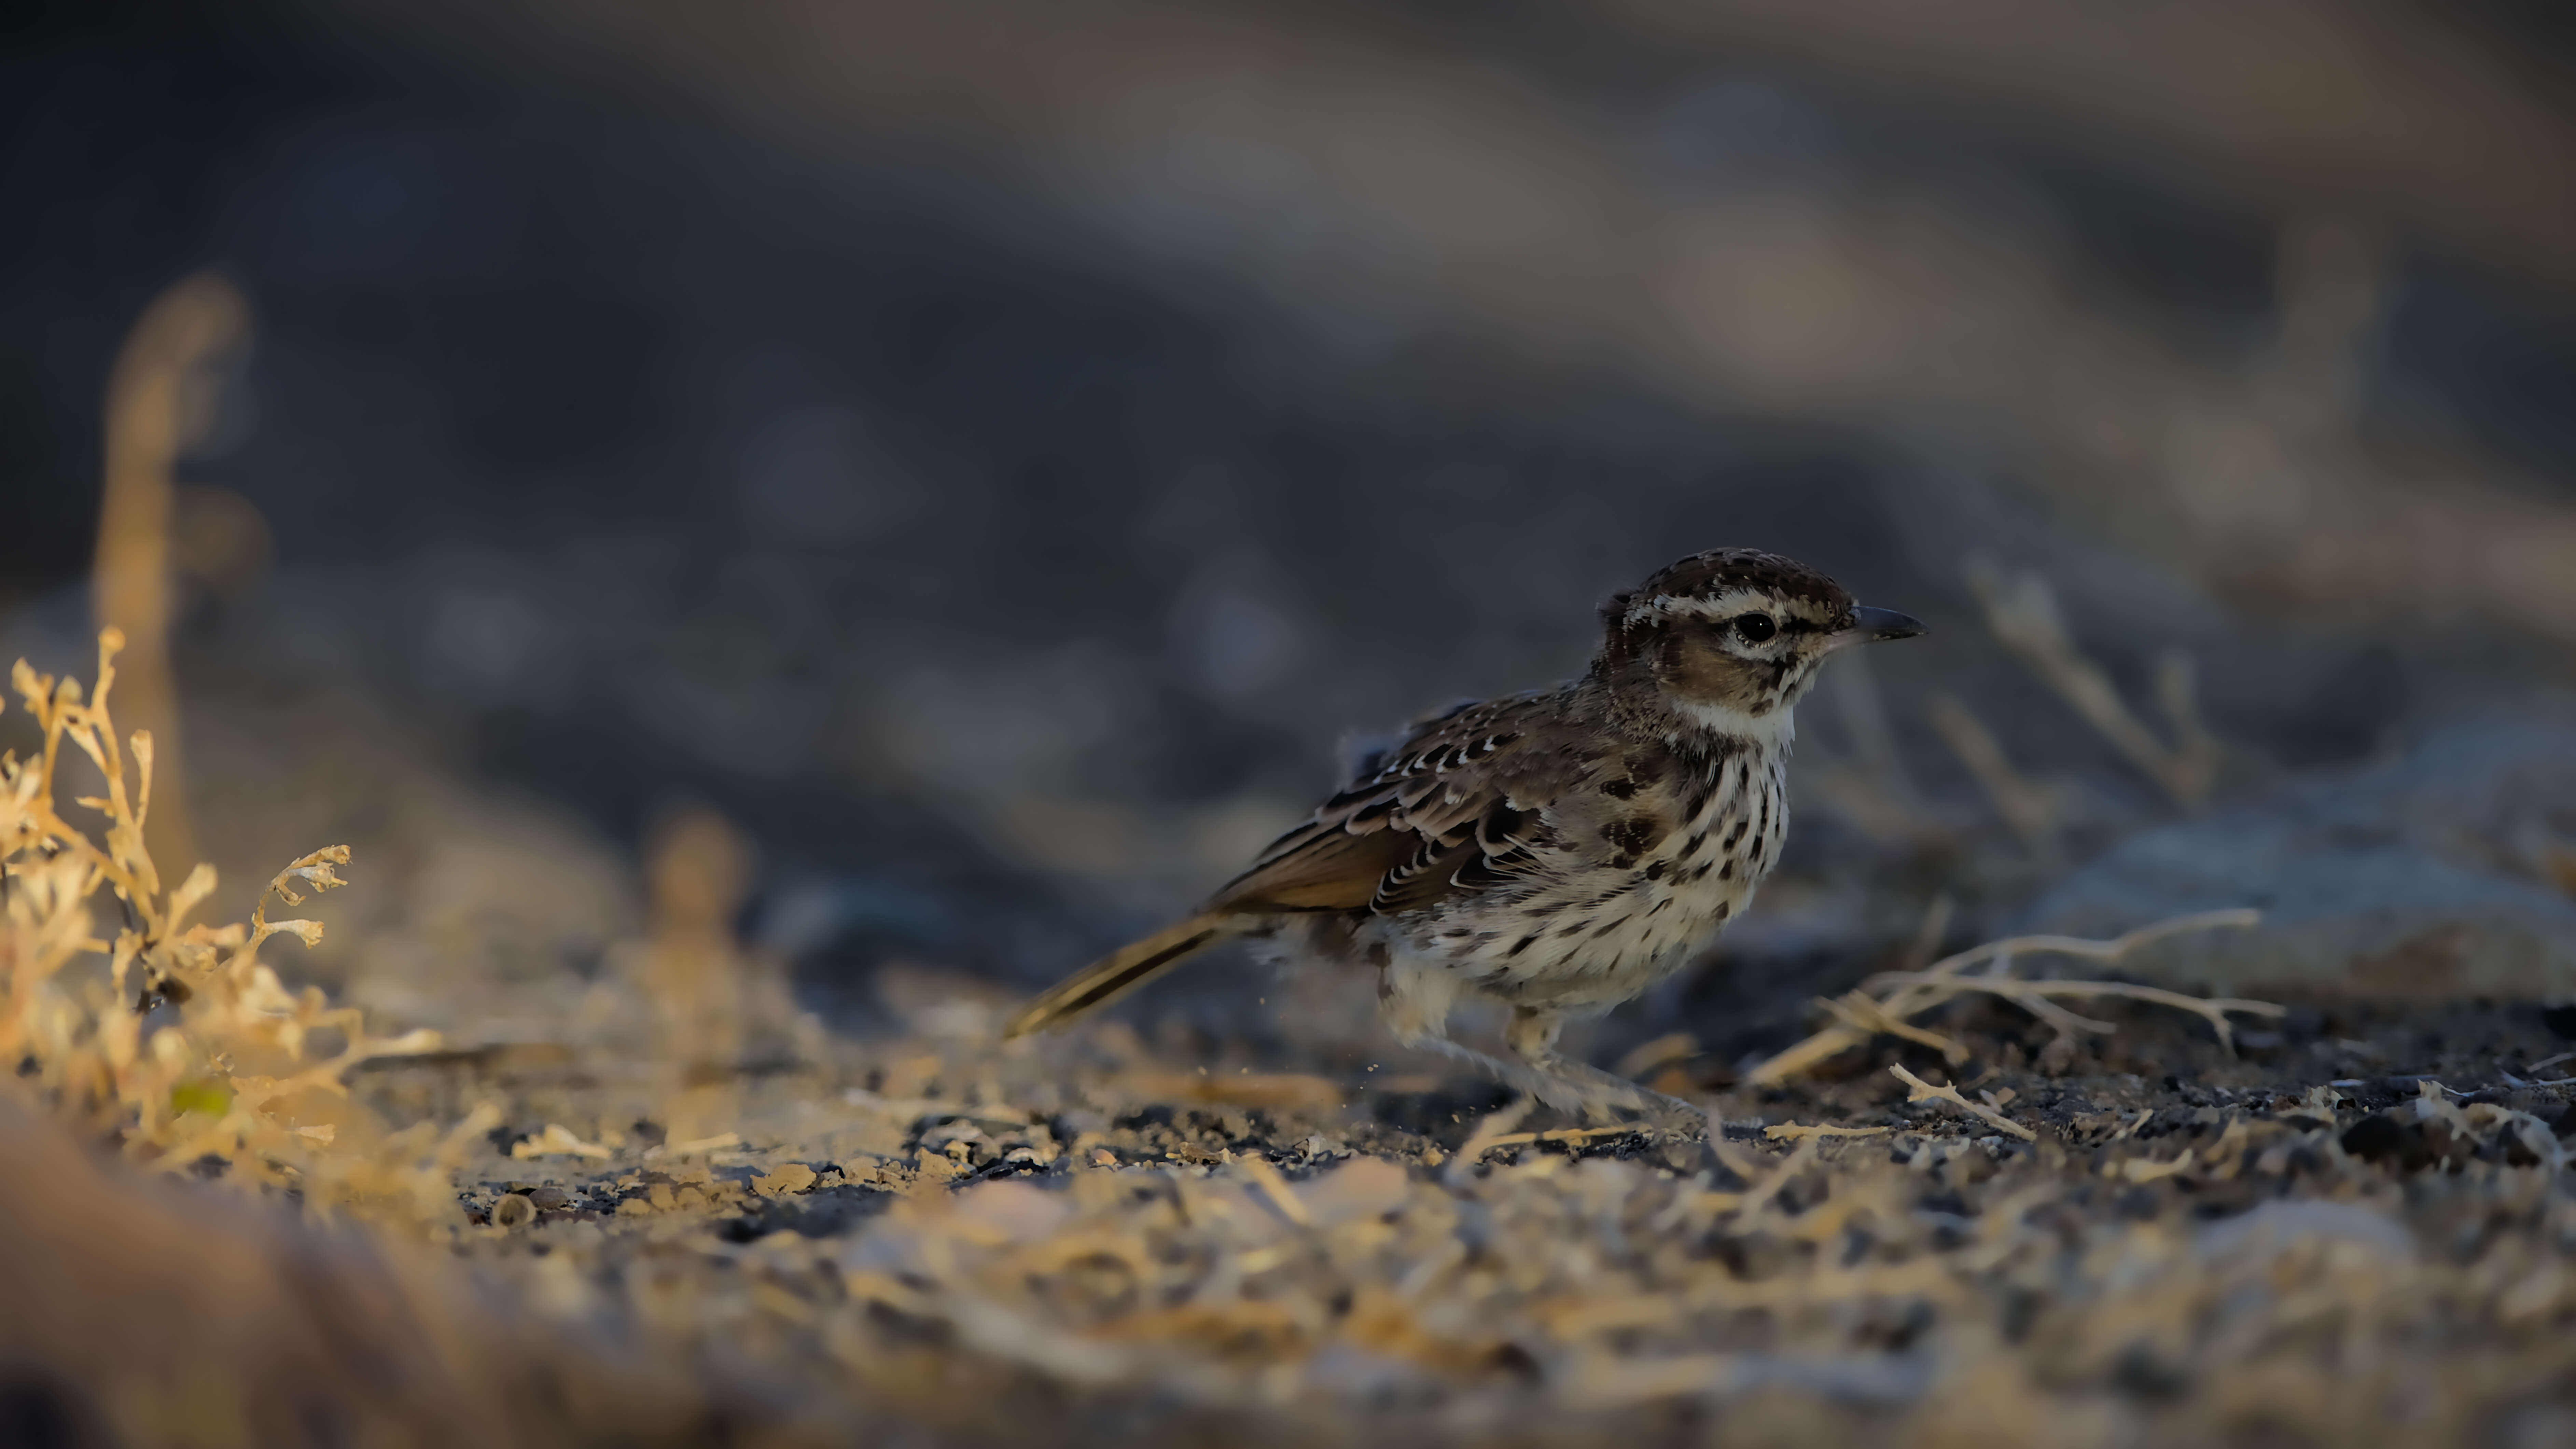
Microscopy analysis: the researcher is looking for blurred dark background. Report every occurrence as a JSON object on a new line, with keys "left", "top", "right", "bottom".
{"left": 7, "top": 0, "right": 2576, "bottom": 1041}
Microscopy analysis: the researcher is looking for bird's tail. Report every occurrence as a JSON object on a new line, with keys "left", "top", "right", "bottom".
{"left": 1002, "top": 911, "right": 1241, "bottom": 1038}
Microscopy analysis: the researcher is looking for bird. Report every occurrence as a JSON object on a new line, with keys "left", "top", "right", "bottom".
{"left": 1003, "top": 548, "right": 1925, "bottom": 1125}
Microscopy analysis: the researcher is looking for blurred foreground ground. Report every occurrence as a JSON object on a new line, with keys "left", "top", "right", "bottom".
{"left": 16, "top": 898, "right": 2576, "bottom": 1447}
{"left": 9, "top": 2, "right": 2576, "bottom": 1445}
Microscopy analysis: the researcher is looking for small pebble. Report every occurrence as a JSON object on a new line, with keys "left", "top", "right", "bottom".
{"left": 754, "top": 1162, "right": 819, "bottom": 1197}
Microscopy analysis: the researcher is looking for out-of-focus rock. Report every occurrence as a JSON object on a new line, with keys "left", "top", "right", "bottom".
{"left": 2019, "top": 719, "right": 2576, "bottom": 998}
{"left": 0, "top": 1100, "right": 763, "bottom": 1448}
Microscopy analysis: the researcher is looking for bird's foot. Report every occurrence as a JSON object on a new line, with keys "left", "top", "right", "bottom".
{"left": 1405, "top": 1033, "right": 1711, "bottom": 1141}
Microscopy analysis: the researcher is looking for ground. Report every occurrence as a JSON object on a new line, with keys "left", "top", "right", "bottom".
{"left": 11, "top": 591, "right": 2576, "bottom": 1448}
{"left": 326, "top": 964, "right": 2576, "bottom": 1447}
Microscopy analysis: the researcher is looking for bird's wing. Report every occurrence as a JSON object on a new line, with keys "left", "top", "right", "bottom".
{"left": 1210, "top": 692, "right": 1579, "bottom": 916}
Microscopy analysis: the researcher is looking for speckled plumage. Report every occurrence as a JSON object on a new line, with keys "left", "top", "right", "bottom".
{"left": 1006, "top": 548, "right": 1924, "bottom": 1123}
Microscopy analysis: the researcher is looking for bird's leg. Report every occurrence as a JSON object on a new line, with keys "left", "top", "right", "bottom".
{"left": 1376, "top": 952, "right": 1704, "bottom": 1134}
{"left": 1377, "top": 969, "right": 1620, "bottom": 1117}
{"left": 1504, "top": 1008, "right": 1711, "bottom": 1137}
{"left": 1399, "top": 1031, "right": 1630, "bottom": 1119}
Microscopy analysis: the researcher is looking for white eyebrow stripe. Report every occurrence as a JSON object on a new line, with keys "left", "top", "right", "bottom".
{"left": 1624, "top": 588, "right": 1838, "bottom": 627}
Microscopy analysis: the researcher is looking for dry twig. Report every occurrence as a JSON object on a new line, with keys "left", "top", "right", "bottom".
{"left": 1474, "top": 1125, "right": 1651, "bottom": 1153}
{"left": 1762, "top": 1123, "right": 1891, "bottom": 1143}
{"left": 1890, "top": 1064, "right": 2035, "bottom": 1140}
{"left": 1744, "top": 909, "right": 2270, "bottom": 1086}
{"left": 1924, "top": 692, "right": 2060, "bottom": 848}
{"left": 1966, "top": 562, "right": 2219, "bottom": 809}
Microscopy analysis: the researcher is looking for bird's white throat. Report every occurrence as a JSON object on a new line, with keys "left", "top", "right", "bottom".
{"left": 1666, "top": 696, "right": 1799, "bottom": 749}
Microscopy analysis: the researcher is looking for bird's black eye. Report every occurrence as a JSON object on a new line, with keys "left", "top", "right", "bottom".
{"left": 1733, "top": 613, "right": 1777, "bottom": 643}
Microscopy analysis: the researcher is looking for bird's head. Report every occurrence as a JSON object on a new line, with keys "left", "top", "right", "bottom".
{"left": 1595, "top": 548, "right": 1925, "bottom": 738}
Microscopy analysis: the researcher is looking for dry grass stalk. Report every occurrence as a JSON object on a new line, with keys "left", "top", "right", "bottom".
{"left": 1613, "top": 1031, "right": 1698, "bottom": 1079}
{"left": 1889, "top": 1063, "right": 2036, "bottom": 1140}
{"left": 1820, "top": 988, "right": 1969, "bottom": 1062}
{"left": 1902, "top": 893, "right": 1953, "bottom": 970}
{"left": 1474, "top": 1124, "right": 1652, "bottom": 1153}
{"left": 1802, "top": 757, "right": 1945, "bottom": 846}
{"left": 644, "top": 805, "right": 757, "bottom": 1071}
{"left": 1965, "top": 562, "right": 2219, "bottom": 809}
{"left": 93, "top": 272, "right": 253, "bottom": 875}
{"left": 1743, "top": 909, "right": 2273, "bottom": 1086}
{"left": 1450, "top": 1094, "right": 1538, "bottom": 1172}
{"left": 1761, "top": 1122, "right": 1890, "bottom": 1142}
{"left": 1121, "top": 1069, "right": 1343, "bottom": 1113}
{"left": 638, "top": 805, "right": 812, "bottom": 1141}
{"left": 1924, "top": 692, "right": 2061, "bottom": 848}
{"left": 1232, "top": 1149, "right": 1313, "bottom": 1226}
{"left": 2, "top": 631, "right": 450, "bottom": 1223}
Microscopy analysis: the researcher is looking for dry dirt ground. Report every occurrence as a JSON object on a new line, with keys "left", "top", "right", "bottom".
{"left": 322, "top": 969, "right": 2576, "bottom": 1448}
{"left": 14, "top": 628, "right": 2576, "bottom": 1448}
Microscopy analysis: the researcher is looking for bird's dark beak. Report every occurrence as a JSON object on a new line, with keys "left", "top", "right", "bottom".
{"left": 1822, "top": 605, "right": 1927, "bottom": 653}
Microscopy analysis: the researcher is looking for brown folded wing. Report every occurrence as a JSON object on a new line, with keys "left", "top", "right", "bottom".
{"left": 1210, "top": 693, "right": 1573, "bottom": 917}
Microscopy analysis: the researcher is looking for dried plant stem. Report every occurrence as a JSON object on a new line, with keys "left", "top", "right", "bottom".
{"left": 94, "top": 273, "right": 251, "bottom": 876}
{"left": 1863, "top": 973, "right": 2284, "bottom": 1050}
{"left": 1476, "top": 1124, "right": 1652, "bottom": 1152}
{"left": 13, "top": 633, "right": 167, "bottom": 923}
{"left": 1743, "top": 909, "right": 2269, "bottom": 1087}
{"left": 1891, "top": 1064, "right": 2036, "bottom": 1139}
{"left": 1901, "top": 895, "right": 1954, "bottom": 973}
{"left": 6, "top": 631, "right": 443, "bottom": 1219}
{"left": 1924, "top": 693, "right": 2059, "bottom": 848}
{"left": 1819, "top": 991, "right": 1966, "bottom": 1063}
{"left": 1233, "top": 1151, "right": 1312, "bottom": 1226}
{"left": 1966, "top": 562, "right": 2219, "bottom": 809}
{"left": 1761, "top": 1122, "right": 1890, "bottom": 1142}
{"left": 1454, "top": 1096, "right": 1537, "bottom": 1167}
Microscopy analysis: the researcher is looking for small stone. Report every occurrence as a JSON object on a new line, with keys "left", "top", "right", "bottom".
{"left": 754, "top": 1162, "right": 819, "bottom": 1197}
{"left": 2020, "top": 721, "right": 2576, "bottom": 997}
{"left": 1294, "top": 1157, "right": 1412, "bottom": 1226}
{"left": 491, "top": 1194, "right": 538, "bottom": 1230}
{"left": 950, "top": 1180, "right": 1072, "bottom": 1241}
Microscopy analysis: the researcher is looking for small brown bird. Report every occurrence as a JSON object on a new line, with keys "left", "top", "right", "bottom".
{"left": 1005, "top": 549, "right": 1924, "bottom": 1123}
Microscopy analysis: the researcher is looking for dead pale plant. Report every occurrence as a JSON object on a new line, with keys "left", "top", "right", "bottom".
{"left": 1, "top": 631, "right": 457, "bottom": 1224}
{"left": 93, "top": 271, "right": 253, "bottom": 873}
{"left": 1743, "top": 908, "right": 2278, "bottom": 1088}
{"left": 636, "top": 804, "right": 810, "bottom": 1141}
{"left": 644, "top": 805, "right": 757, "bottom": 1072}
{"left": 1923, "top": 691, "right": 2062, "bottom": 851}
{"left": 1966, "top": 561, "right": 2219, "bottom": 810}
